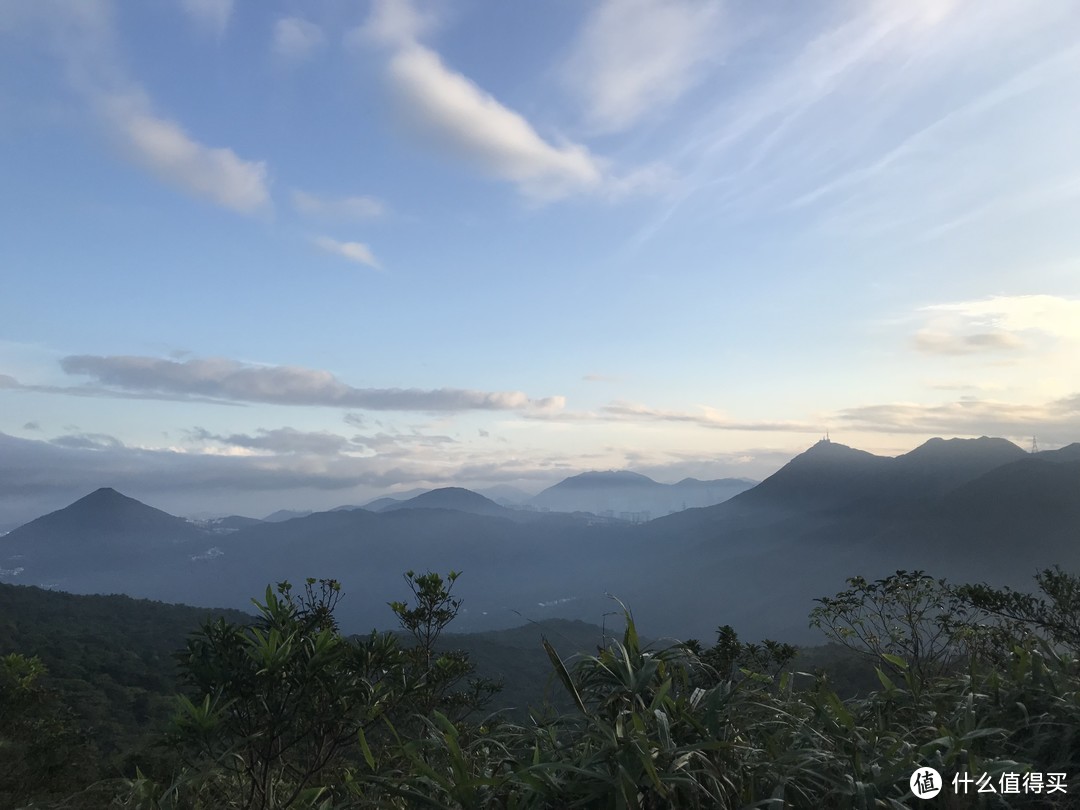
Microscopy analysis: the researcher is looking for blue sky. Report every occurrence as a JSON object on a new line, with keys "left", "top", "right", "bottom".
{"left": 2, "top": 0, "right": 1079, "bottom": 524}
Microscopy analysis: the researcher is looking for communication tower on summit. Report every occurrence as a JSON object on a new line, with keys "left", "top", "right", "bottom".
{"left": 1031, "top": 436, "right": 1039, "bottom": 454}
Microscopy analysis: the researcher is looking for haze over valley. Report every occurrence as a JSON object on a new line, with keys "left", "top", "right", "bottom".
{"left": 4, "top": 436, "right": 1077, "bottom": 645}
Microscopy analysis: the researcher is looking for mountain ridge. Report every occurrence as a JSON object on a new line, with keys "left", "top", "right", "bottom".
{"left": 3, "top": 436, "right": 1075, "bottom": 644}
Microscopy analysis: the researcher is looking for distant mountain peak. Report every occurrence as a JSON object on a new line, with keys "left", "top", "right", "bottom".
{"left": 796, "top": 439, "right": 879, "bottom": 462}
{"left": 69, "top": 487, "right": 157, "bottom": 512}
{"left": 555, "top": 470, "right": 657, "bottom": 488}
{"left": 905, "top": 436, "right": 1024, "bottom": 456}
{"left": 1, "top": 486, "right": 203, "bottom": 559}
{"left": 84, "top": 486, "right": 125, "bottom": 500}
{"left": 380, "top": 487, "right": 508, "bottom": 516}
{"left": 897, "top": 436, "right": 1027, "bottom": 473}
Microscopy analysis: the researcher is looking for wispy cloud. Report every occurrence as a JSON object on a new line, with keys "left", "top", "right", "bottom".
{"left": 312, "top": 235, "right": 381, "bottom": 269}
{"left": 637, "top": 1, "right": 1080, "bottom": 243}
{"left": 179, "top": 0, "right": 233, "bottom": 37}
{"left": 601, "top": 403, "right": 819, "bottom": 433}
{"left": 103, "top": 93, "right": 270, "bottom": 213}
{"left": 272, "top": 16, "right": 324, "bottom": 63}
{"left": 525, "top": 400, "right": 820, "bottom": 434}
{"left": 54, "top": 354, "right": 564, "bottom": 413}
{"left": 386, "top": 44, "right": 602, "bottom": 201}
{"left": 355, "top": 0, "right": 603, "bottom": 202}
{"left": 5, "top": 0, "right": 270, "bottom": 213}
{"left": 293, "top": 190, "right": 385, "bottom": 220}
{"left": 562, "top": 0, "right": 723, "bottom": 134}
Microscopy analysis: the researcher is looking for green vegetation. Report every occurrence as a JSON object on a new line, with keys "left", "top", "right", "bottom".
{"left": 2, "top": 569, "right": 1079, "bottom": 808}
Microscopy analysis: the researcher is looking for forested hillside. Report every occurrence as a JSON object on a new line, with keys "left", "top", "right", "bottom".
{"left": 3, "top": 567, "right": 1078, "bottom": 808}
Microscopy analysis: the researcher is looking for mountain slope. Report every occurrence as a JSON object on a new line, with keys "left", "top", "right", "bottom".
{"left": 729, "top": 439, "right": 892, "bottom": 514}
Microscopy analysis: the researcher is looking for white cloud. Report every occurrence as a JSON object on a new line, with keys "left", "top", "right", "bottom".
{"left": 913, "top": 295, "right": 1080, "bottom": 357}
{"left": 355, "top": 0, "right": 435, "bottom": 48}
{"left": 312, "top": 235, "right": 381, "bottom": 269}
{"left": 354, "top": 0, "right": 605, "bottom": 202}
{"left": 179, "top": 0, "right": 233, "bottom": 38}
{"left": 386, "top": 44, "right": 602, "bottom": 201}
{"left": 922, "top": 295, "right": 1080, "bottom": 343}
{"left": 273, "top": 16, "right": 324, "bottom": 63}
{"left": 563, "top": 0, "right": 724, "bottom": 134}
{"left": 3, "top": 0, "right": 270, "bottom": 214}
{"left": 103, "top": 94, "right": 270, "bottom": 214}
{"left": 293, "top": 190, "right": 385, "bottom": 220}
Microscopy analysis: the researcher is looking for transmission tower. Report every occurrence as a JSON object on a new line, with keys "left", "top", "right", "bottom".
{"left": 1031, "top": 436, "right": 1039, "bottom": 454}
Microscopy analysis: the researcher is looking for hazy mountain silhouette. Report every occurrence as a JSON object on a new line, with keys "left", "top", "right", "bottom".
{"left": 377, "top": 487, "right": 513, "bottom": 518}
{"left": 886, "top": 436, "right": 1030, "bottom": 498}
{"left": 263, "top": 509, "right": 314, "bottom": 522}
{"left": 5, "top": 487, "right": 201, "bottom": 543}
{"left": 0, "top": 487, "right": 208, "bottom": 575}
{"left": 476, "top": 484, "right": 534, "bottom": 506}
{"left": 361, "top": 488, "right": 430, "bottom": 509}
{"left": 359, "top": 497, "right": 402, "bottom": 512}
{"left": 3, "top": 437, "right": 1078, "bottom": 644}
{"left": 730, "top": 439, "right": 891, "bottom": 514}
{"left": 1035, "top": 442, "right": 1080, "bottom": 462}
{"left": 531, "top": 470, "right": 754, "bottom": 516}
{"left": 630, "top": 437, "right": 1080, "bottom": 641}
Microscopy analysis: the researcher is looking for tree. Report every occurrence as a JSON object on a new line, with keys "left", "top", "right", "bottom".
{"left": 388, "top": 569, "right": 500, "bottom": 719}
{"left": 170, "top": 578, "right": 406, "bottom": 809}
{"left": 809, "top": 570, "right": 975, "bottom": 685}
{"left": 955, "top": 566, "right": 1080, "bottom": 652}
{"left": 0, "top": 653, "right": 94, "bottom": 806}
{"left": 159, "top": 572, "right": 496, "bottom": 809}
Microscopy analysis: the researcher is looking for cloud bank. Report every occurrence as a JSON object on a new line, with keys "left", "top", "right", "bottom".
{"left": 55, "top": 355, "right": 563, "bottom": 413}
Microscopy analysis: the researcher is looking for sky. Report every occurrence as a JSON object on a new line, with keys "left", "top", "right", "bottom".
{"left": 1, "top": 0, "right": 1079, "bottom": 526}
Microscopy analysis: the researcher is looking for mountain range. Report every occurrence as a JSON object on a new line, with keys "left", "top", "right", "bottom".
{"left": 2, "top": 437, "right": 1077, "bottom": 643}
{"left": 329, "top": 473, "right": 756, "bottom": 521}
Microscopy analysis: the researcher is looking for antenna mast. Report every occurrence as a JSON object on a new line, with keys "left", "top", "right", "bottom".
{"left": 1031, "top": 436, "right": 1039, "bottom": 454}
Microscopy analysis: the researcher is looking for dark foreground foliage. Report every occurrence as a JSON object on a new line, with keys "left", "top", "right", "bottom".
{"left": 3, "top": 568, "right": 1079, "bottom": 809}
